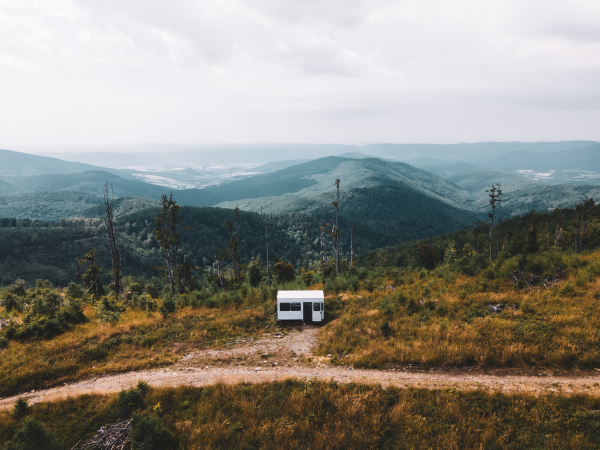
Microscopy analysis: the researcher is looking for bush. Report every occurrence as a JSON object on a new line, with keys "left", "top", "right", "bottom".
{"left": 97, "top": 297, "right": 122, "bottom": 323}
{"left": 130, "top": 413, "right": 177, "bottom": 450}
{"left": 380, "top": 321, "right": 392, "bottom": 338}
{"left": 12, "top": 398, "right": 29, "bottom": 418}
{"left": 1, "top": 418, "right": 60, "bottom": 450}
{"left": 160, "top": 297, "right": 176, "bottom": 318}
{"left": 117, "top": 380, "right": 151, "bottom": 417}
{"left": 65, "top": 281, "right": 83, "bottom": 299}
{"left": 1, "top": 293, "right": 20, "bottom": 313}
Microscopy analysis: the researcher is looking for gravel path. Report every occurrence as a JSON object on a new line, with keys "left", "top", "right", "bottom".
{"left": 2, "top": 327, "right": 600, "bottom": 410}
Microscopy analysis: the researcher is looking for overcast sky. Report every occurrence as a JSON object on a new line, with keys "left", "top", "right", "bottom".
{"left": 1, "top": 0, "right": 600, "bottom": 149}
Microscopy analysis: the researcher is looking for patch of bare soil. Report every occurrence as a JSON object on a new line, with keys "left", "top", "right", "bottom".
{"left": 2, "top": 325, "right": 600, "bottom": 410}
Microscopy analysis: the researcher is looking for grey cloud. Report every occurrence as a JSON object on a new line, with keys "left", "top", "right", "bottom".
{"left": 0, "top": 0, "right": 599, "bottom": 147}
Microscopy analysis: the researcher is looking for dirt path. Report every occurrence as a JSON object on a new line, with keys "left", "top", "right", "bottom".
{"left": 2, "top": 327, "right": 600, "bottom": 410}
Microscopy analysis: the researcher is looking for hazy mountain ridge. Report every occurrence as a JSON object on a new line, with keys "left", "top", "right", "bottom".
{"left": 212, "top": 156, "right": 470, "bottom": 212}
{"left": 0, "top": 145, "right": 598, "bottom": 224}
{"left": 0, "top": 149, "right": 131, "bottom": 178}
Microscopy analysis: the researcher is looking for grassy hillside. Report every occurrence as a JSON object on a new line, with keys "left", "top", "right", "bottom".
{"left": 2, "top": 383, "right": 600, "bottom": 450}
{"left": 0, "top": 204, "right": 599, "bottom": 399}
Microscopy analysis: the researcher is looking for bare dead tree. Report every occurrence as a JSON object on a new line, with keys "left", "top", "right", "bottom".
{"left": 103, "top": 183, "right": 121, "bottom": 297}
{"left": 304, "top": 223, "right": 309, "bottom": 272}
{"left": 261, "top": 207, "right": 271, "bottom": 287}
{"left": 332, "top": 179, "right": 341, "bottom": 274}
{"left": 573, "top": 196, "right": 595, "bottom": 253}
{"left": 350, "top": 223, "right": 354, "bottom": 269}
{"left": 320, "top": 219, "right": 327, "bottom": 286}
{"left": 212, "top": 242, "right": 225, "bottom": 291}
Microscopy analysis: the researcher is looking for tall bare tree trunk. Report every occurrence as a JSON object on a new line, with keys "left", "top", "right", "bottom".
{"left": 574, "top": 212, "right": 579, "bottom": 253}
{"left": 320, "top": 220, "right": 326, "bottom": 286}
{"left": 333, "top": 179, "right": 341, "bottom": 274}
{"left": 304, "top": 224, "right": 309, "bottom": 272}
{"left": 261, "top": 207, "right": 270, "bottom": 287}
{"left": 350, "top": 224, "right": 354, "bottom": 269}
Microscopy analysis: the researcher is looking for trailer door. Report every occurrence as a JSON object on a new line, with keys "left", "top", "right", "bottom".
{"left": 313, "top": 302, "right": 322, "bottom": 322}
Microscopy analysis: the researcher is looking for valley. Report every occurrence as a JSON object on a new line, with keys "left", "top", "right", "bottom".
{"left": 1, "top": 143, "right": 600, "bottom": 450}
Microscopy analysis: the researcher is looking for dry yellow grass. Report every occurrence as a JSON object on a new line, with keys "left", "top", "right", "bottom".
{"left": 0, "top": 304, "right": 270, "bottom": 396}
{"left": 318, "top": 255, "right": 600, "bottom": 370}
{"left": 2, "top": 381, "right": 600, "bottom": 449}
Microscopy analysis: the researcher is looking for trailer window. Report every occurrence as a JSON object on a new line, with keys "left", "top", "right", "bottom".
{"left": 291, "top": 303, "right": 301, "bottom": 311}
{"left": 279, "top": 303, "right": 290, "bottom": 311}
{"left": 313, "top": 303, "right": 321, "bottom": 311}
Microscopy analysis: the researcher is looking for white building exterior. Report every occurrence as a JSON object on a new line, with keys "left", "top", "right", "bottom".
{"left": 277, "top": 290, "right": 324, "bottom": 324}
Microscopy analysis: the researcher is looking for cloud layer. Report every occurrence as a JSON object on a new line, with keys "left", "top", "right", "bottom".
{"left": 1, "top": 0, "right": 599, "bottom": 147}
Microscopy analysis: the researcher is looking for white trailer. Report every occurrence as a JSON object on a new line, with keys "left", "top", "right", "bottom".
{"left": 277, "top": 290, "right": 324, "bottom": 325}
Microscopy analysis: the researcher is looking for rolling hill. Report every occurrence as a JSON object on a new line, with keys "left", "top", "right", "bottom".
{"left": 210, "top": 156, "right": 471, "bottom": 211}
{"left": 0, "top": 149, "right": 129, "bottom": 177}
{"left": 467, "top": 143, "right": 600, "bottom": 185}
{"left": 0, "top": 170, "right": 224, "bottom": 219}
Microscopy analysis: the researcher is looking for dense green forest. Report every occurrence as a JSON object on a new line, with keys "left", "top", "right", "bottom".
{"left": 358, "top": 200, "right": 600, "bottom": 272}
{"left": 0, "top": 181, "right": 478, "bottom": 287}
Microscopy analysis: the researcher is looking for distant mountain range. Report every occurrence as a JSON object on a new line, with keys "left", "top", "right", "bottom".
{"left": 1, "top": 143, "right": 599, "bottom": 285}
{"left": 0, "top": 149, "right": 129, "bottom": 178}
{"left": 31, "top": 140, "right": 596, "bottom": 167}
{"left": 1, "top": 143, "right": 599, "bottom": 224}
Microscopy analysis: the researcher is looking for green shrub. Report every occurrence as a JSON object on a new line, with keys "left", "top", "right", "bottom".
{"left": 160, "top": 297, "right": 176, "bottom": 318}
{"left": 558, "top": 282, "right": 577, "bottom": 298}
{"left": 118, "top": 386, "right": 146, "bottom": 417}
{"left": 130, "top": 413, "right": 177, "bottom": 450}
{"left": 12, "top": 398, "right": 29, "bottom": 418}
{"left": 380, "top": 321, "right": 392, "bottom": 338}
{"left": 521, "top": 302, "right": 536, "bottom": 315}
{"left": 65, "top": 281, "right": 83, "bottom": 299}
{"left": 1, "top": 418, "right": 60, "bottom": 450}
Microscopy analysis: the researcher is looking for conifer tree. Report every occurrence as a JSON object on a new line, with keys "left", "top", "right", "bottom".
{"left": 486, "top": 184, "right": 503, "bottom": 260}
{"left": 153, "top": 194, "right": 185, "bottom": 296}
{"left": 79, "top": 249, "right": 103, "bottom": 301}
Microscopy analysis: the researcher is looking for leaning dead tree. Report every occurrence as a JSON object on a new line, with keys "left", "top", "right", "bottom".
{"left": 103, "top": 183, "right": 121, "bottom": 297}
{"left": 78, "top": 420, "right": 131, "bottom": 450}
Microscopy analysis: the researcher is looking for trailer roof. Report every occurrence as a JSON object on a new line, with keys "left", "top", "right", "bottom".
{"left": 277, "top": 290, "right": 324, "bottom": 300}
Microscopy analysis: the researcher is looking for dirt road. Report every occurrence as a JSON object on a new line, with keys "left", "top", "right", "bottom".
{"left": 2, "top": 327, "right": 600, "bottom": 410}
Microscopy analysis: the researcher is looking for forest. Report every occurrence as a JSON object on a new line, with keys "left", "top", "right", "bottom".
{"left": 0, "top": 181, "right": 477, "bottom": 287}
